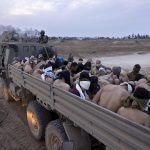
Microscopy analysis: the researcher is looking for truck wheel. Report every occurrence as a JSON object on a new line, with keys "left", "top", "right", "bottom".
{"left": 45, "top": 119, "right": 68, "bottom": 150}
{"left": 3, "top": 84, "right": 13, "bottom": 102}
{"left": 27, "top": 101, "right": 52, "bottom": 140}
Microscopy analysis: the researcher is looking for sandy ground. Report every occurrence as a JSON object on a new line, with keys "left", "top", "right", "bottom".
{"left": 50, "top": 39, "right": 150, "bottom": 74}
{"left": 0, "top": 98, "right": 46, "bottom": 150}
{"left": 0, "top": 52, "right": 150, "bottom": 150}
{"left": 0, "top": 39, "right": 150, "bottom": 150}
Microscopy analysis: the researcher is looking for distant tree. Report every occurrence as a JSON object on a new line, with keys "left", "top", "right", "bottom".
{"left": 132, "top": 33, "right": 135, "bottom": 39}
{"left": 128, "top": 35, "right": 131, "bottom": 39}
{"left": 137, "top": 34, "right": 140, "bottom": 39}
{"left": 134, "top": 35, "right": 137, "bottom": 39}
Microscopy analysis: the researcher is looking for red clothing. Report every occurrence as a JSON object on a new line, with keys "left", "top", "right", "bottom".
{"left": 69, "top": 86, "right": 80, "bottom": 97}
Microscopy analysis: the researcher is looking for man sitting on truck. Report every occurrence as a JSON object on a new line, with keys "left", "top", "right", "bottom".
{"left": 117, "top": 107, "right": 150, "bottom": 128}
{"left": 91, "top": 60, "right": 111, "bottom": 76}
{"left": 127, "top": 64, "right": 144, "bottom": 81}
{"left": 92, "top": 82, "right": 135, "bottom": 112}
{"left": 53, "top": 70, "right": 71, "bottom": 91}
{"left": 34, "top": 53, "right": 47, "bottom": 69}
{"left": 24, "top": 58, "right": 36, "bottom": 74}
{"left": 117, "top": 86, "right": 150, "bottom": 127}
{"left": 108, "top": 66, "right": 129, "bottom": 85}
{"left": 69, "top": 71, "right": 91, "bottom": 100}
{"left": 123, "top": 81, "right": 150, "bottom": 111}
{"left": 87, "top": 76, "right": 100, "bottom": 100}
{"left": 12, "top": 57, "right": 22, "bottom": 69}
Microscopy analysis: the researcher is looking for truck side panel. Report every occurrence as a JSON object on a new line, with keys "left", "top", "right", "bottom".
{"left": 9, "top": 65, "right": 54, "bottom": 110}
{"left": 8, "top": 65, "right": 150, "bottom": 150}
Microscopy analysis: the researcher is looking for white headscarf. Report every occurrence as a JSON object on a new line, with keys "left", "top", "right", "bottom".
{"left": 120, "top": 82, "right": 133, "bottom": 93}
{"left": 144, "top": 99, "right": 150, "bottom": 112}
{"left": 76, "top": 84, "right": 86, "bottom": 100}
{"left": 79, "top": 81, "right": 91, "bottom": 90}
{"left": 41, "top": 66, "right": 55, "bottom": 81}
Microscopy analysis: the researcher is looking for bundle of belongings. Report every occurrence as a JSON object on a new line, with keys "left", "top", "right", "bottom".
{"left": 41, "top": 66, "right": 56, "bottom": 81}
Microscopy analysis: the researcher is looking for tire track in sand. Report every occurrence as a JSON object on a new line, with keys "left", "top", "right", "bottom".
{"left": 0, "top": 99, "right": 46, "bottom": 150}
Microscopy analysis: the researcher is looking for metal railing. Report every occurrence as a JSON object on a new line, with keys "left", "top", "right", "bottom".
{"left": 9, "top": 65, "right": 150, "bottom": 150}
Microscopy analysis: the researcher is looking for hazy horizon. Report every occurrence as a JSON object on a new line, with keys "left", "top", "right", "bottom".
{"left": 0, "top": 0, "right": 150, "bottom": 37}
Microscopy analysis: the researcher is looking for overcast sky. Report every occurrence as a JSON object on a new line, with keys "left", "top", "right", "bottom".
{"left": 0, "top": 0, "right": 150, "bottom": 37}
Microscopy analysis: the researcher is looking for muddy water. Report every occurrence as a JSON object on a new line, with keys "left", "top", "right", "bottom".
{"left": 93, "top": 53, "right": 150, "bottom": 68}
{"left": 75, "top": 52, "right": 150, "bottom": 75}
{"left": 88, "top": 53, "right": 150, "bottom": 71}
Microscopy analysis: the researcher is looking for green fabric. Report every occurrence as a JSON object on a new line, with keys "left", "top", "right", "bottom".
{"left": 124, "top": 94, "right": 148, "bottom": 110}
{"left": 127, "top": 71, "right": 137, "bottom": 81}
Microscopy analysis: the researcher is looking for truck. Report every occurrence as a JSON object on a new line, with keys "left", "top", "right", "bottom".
{"left": 0, "top": 41, "right": 150, "bottom": 150}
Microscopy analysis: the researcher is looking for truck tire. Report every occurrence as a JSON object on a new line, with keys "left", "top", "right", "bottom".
{"left": 3, "top": 84, "right": 13, "bottom": 102}
{"left": 45, "top": 119, "right": 68, "bottom": 150}
{"left": 27, "top": 101, "right": 52, "bottom": 140}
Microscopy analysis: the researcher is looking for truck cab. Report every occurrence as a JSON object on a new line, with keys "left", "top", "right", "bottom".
{"left": 0, "top": 41, "right": 56, "bottom": 76}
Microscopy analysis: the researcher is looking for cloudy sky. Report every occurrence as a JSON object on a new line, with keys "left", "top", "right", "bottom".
{"left": 0, "top": 0, "right": 150, "bottom": 37}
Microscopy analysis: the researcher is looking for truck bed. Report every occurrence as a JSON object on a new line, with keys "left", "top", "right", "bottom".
{"left": 8, "top": 65, "right": 150, "bottom": 150}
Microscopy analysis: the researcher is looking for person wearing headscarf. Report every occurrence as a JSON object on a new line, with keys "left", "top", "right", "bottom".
{"left": 69, "top": 72, "right": 91, "bottom": 100}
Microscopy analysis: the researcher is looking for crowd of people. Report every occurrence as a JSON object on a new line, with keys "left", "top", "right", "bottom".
{"left": 11, "top": 51, "right": 150, "bottom": 128}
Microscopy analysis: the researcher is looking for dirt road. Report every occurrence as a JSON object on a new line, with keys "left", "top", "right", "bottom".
{"left": 0, "top": 98, "right": 46, "bottom": 150}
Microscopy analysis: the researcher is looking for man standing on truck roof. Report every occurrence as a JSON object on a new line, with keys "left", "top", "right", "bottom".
{"left": 38, "top": 30, "right": 48, "bottom": 44}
